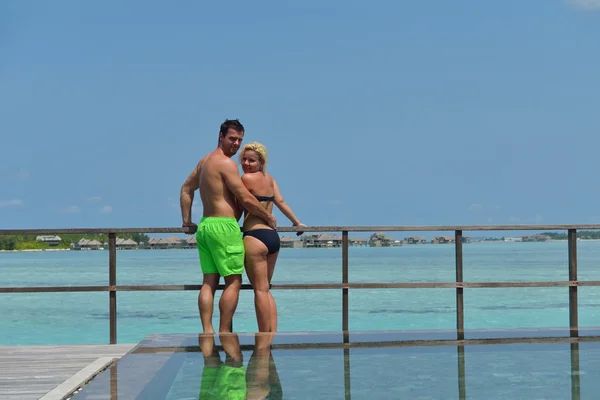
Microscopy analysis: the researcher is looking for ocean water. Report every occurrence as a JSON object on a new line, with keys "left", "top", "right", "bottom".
{"left": 2, "top": 241, "right": 600, "bottom": 345}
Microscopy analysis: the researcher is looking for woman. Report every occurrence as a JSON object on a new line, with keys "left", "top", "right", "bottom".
{"left": 238, "top": 142, "right": 305, "bottom": 332}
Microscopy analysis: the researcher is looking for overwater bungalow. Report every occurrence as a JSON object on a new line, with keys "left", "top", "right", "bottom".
{"left": 116, "top": 238, "right": 138, "bottom": 250}
{"left": 148, "top": 236, "right": 183, "bottom": 249}
{"left": 431, "top": 235, "right": 455, "bottom": 244}
{"left": 349, "top": 237, "right": 368, "bottom": 247}
{"left": 369, "top": 232, "right": 398, "bottom": 247}
{"left": 280, "top": 235, "right": 303, "bottom": 248}
{"left": 406, "top": 236, "right": 427, "bottom": 244}
{"left": 72, "top": 239, "right": 103, "bottom": 250}
{"left": 35, "top": 235, "right": 62, "bottom": 246}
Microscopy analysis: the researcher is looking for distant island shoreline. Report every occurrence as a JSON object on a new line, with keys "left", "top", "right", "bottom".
{"left": 1, "top": 235, "right": 598, "bottom": 253}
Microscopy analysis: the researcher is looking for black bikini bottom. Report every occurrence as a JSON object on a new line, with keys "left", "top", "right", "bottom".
{"left": 243, "top": 229, "right": 280, "bottom": 254}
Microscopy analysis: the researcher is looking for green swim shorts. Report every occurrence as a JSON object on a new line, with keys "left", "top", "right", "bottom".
{"left": 198, "top": 364, "right": 247, "bottom": 400}
{"left": 196, "top": 217, "right": 245, "bottom": 277}
{"left": 199, "top": 365, "right": 220, "bottom": 399}
{"left": 214, "top": 364, "right": 247, "bottom": 399}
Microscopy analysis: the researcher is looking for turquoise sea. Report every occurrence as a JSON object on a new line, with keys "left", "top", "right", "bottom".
{"left": 2, "top": 241, "right": 600, "bottom": 346}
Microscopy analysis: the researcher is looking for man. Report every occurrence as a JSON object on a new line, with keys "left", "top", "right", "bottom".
{"left": 180, "top": 119, "right": 277, "bottom": 333}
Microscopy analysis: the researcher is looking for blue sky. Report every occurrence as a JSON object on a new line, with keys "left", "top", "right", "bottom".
{"left": 2, "top": 0, "right": 600, "bottom": 237}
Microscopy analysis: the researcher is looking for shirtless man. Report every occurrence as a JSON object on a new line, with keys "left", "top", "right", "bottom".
{"left": 180, "top": 119, "right": 276, "bottom": 333}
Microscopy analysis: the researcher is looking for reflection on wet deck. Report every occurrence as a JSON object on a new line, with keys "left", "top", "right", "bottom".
{"left": 71, "top": 328, "right": 600, "bottom": 399}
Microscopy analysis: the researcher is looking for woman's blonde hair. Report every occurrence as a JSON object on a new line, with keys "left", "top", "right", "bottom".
{"left": 239, "top": 142, "right": 268, "bottom": 171}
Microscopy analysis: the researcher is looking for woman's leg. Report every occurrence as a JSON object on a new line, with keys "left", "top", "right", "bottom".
{"left": 244, "top": 235, "right": 271, "bottom": 332}
{"left": 246, "top": 333, "right": 272, "bottom": 399}
{"left": 266, "top": 251, "right": 279, "bottom": 332}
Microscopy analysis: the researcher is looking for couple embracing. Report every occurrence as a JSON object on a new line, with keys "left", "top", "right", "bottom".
{"left": 180, "top": 119, "right": 305, "bottom": 334}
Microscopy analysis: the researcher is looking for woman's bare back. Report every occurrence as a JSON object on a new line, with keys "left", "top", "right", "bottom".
{"left": 241, "top": 172, "right": 275, "bottom": 231}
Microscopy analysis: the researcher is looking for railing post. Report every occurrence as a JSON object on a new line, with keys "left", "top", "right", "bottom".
{"left": 341, "top": 230, "right": 351, "bottom": 400}
{"left": 110, "top": 362, "right": 118, "bottom": 399}
{"left": 342, "top": 230, "right": 349, "bottom": 337}
{"left": 455, "top": 230, "right": 464, "bottom": 340}
{"left": 568, "top": 229, "right": 578, "bottom": 338}
{"left": 109, "top": 232, "right": 117, "bottom": 344}
{"left": 571, "top": 343, "right": 581, "bottom": 400}
{"left": 457, "top": 345, "right": 466, "bottom": 400}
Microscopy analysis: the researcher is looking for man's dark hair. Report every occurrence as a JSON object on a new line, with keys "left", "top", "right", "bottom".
{"left": 219, "top": 119, "right": 244, "bottom": 137}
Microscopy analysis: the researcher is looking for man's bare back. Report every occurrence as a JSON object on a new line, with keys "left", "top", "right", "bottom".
{"left": 197, "top": 150, "right": 239, "bottom": 219}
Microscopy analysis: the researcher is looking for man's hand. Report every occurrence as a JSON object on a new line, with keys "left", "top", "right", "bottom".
{"left": 294, "top": 222, "right": 307, "bottom": 236}
{"left": 182, "top": 223, "right": 198, "bottom": 235}
{"left": 266, "top": 215, "right": 277, "bottom": 230}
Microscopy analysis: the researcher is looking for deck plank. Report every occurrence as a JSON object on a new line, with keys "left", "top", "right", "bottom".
{"left": 0, "top": 344, "right": 135, "bottom": 400}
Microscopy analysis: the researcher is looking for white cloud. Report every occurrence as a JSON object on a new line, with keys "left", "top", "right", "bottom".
{"left": 88, "top": 196, "right": 102, "bottom": 202}
{"left": 0, "top": 198, "right": 24, "bottom": 207}
{"left": 567, "top": 0, "right": 600, "bottom": 10}
{"left": 101, "top": 205, "right": 112, "bottom": 214}
{"left": 15, "top": 169, "right": 29, "bottom": 180}
{"left": 62, "top": 205, "right": 81, "bottom": 213}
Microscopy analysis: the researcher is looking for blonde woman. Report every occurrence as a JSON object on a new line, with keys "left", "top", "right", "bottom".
{"left": 238, "top": 142, "right": 305, "bottom": 332}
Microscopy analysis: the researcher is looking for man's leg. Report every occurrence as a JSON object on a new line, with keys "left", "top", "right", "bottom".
{"left": 219, "top": 274, "right": 242, "bottom": 332}
{"left": 197, "top": 218, "right": 220, "bottom": 333}
{"left": 206, "top": 217, "right": 245, "bottom": 333}
{"left": 199, "top": 274, "right": 220, "bottom": 333}
{"left": 198, "top": 333, "right": 222, "bottom": 398}
{"left": 214, "top": 333, "right": 246, "bottom": 398}
{"left": 219, "top": 332, "right": 243, "bottom": 366}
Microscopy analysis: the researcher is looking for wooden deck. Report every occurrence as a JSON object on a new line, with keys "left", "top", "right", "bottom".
{"left": 0, "top": 344, "right": 135, "bottom": 400}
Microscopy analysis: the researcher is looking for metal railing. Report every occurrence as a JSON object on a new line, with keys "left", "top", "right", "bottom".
{"left": 2, "top": 224, "right": 599, "bottom": 345}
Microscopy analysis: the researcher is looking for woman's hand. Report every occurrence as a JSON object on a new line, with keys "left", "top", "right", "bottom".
{"left": 293, "top": 222, "right": 307, "bottom": 236}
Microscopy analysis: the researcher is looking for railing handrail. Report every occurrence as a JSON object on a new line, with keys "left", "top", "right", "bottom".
{"left": 3, "top": 223, "right": 600, "bottom": 235}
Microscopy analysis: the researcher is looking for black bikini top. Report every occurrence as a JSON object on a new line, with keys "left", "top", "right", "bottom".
{"left": 255, "top": 194, "right": 275, "bottom": 202}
